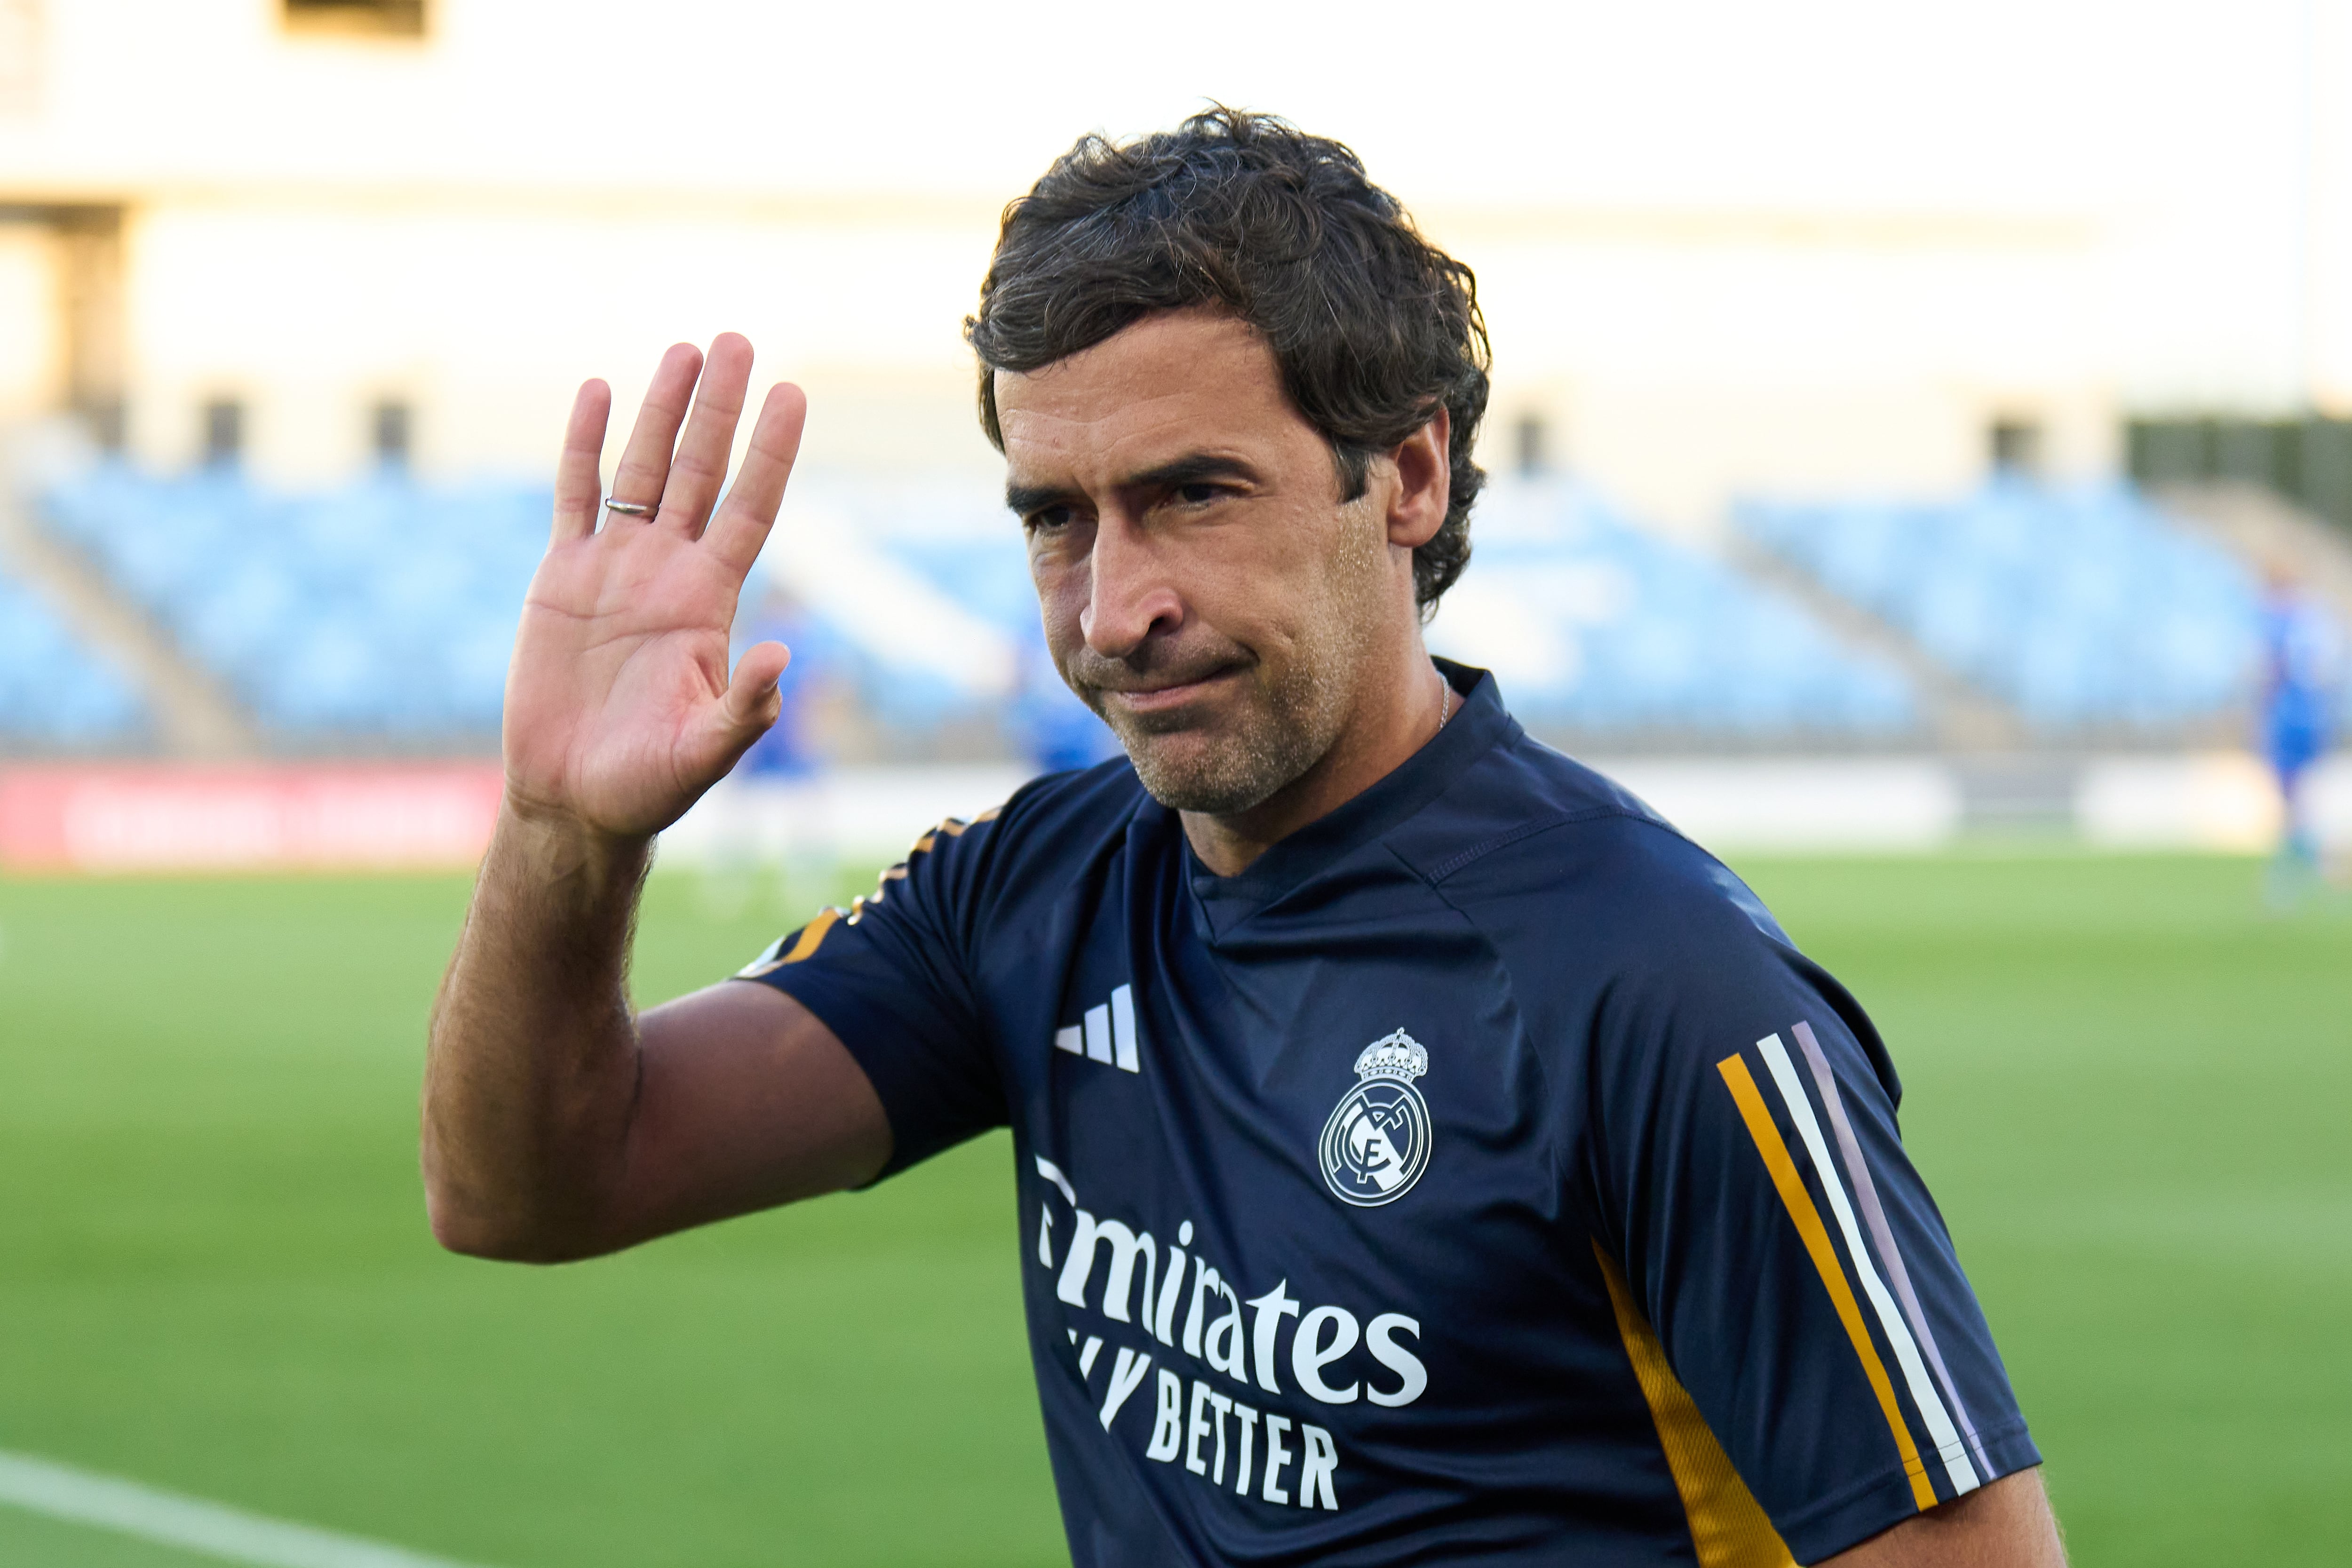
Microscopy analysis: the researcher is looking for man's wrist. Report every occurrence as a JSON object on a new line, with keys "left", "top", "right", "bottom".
{"left": 493, "top": 793, "right": 653, "bottom": 903}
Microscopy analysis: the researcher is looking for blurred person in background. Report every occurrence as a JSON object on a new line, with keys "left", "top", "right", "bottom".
{"left": 1006, "top": 620, "right": 1123, "bottom": 774}
{"left": 2258, "top": 565, "right": 2343, "bottom": 905}
{"left": 423, "top": 111, "right": 2066, "bottom": 1567}
{"left": 698, "top": 581, "right": 833, "bottom": 916}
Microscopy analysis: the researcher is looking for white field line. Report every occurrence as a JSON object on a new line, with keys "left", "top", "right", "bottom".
{"left": 0, "top": 1449, "right": 493, "bottom": 1568}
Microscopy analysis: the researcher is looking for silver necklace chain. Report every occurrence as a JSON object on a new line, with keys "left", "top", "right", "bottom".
{"left": 1434, "top": 664, "right": 1453, "bottom": 732}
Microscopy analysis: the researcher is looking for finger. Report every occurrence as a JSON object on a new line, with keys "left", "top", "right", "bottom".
{"left": 717, "top": 640, "right": 793, "bottom": 739}
{"left": 660, "top": 332, "right": 755, "bottom": 539}
{"left": 705, "top": 382, "right": 809, "bottom": 574}
{"left": 607, "top": 342, "right": 703, "bottom": 517}
{"left": 551, "top": 380, "right": 611, "bottom": 544}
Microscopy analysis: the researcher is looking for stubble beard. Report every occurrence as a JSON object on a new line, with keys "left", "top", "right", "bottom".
{"left": 1071, "top": 517, "right": 1388, "bottom": 817}
{"left": 1107, "top": 650, "right": 1352, "bottom": 815}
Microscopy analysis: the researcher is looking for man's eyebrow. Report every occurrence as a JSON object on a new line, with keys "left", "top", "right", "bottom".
{"left": 1005, "top": 454, "right": 1259, "bottom": 519}
{"left": 1005, "top": 480, "right": 1075, "bottom": 517}
{"left": 1126, "top": 453, "right": 1258, "bottom": 492}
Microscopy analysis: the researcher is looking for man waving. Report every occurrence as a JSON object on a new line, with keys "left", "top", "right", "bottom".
{"left": 425, "top": 109, "right": 2065, "bottom": 1567}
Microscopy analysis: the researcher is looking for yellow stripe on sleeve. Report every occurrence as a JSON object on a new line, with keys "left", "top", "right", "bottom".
{"left": 916, "top": 806, "right": 999, "bottom": 852}
{"left": 744, "top": 804, "right": 1003, "bottom": 972}
{"left": 737, "top": 907, "right": 842, "bottom": 976}
{"left": 1592, "top": 1242, "right": 1796, "bottom": 1568}
{"left": 1717, "top": 1053, "right": 1937, "bottom": 1512}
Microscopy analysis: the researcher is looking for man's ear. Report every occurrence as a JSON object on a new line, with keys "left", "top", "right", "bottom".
{"left": 1385, "top": 410, "right": 1451, "bottom": 551}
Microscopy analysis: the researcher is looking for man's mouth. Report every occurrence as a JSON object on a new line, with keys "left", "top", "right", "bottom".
{"left": 1087, "top": 665, "right": 1244, "bottom": 718}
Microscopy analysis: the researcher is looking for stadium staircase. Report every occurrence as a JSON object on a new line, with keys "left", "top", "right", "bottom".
{"left": 0, "top": 444, "right": 256, "bottom": 756}
{"left": 2153, "top": 480, "right": 2352, "bottom": 633}
{"left": 1722, "top": 533, "right": 2027, "bottom": 752}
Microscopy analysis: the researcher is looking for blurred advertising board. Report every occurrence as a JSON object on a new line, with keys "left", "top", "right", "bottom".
{"left": 0, "top": 764, "right": 503, "bottom": 873}
{"left": 3, "top": 755, "right": 2342, "bottom": 873}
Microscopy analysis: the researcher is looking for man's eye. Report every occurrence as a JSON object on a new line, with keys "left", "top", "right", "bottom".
{"left": 1026, "top": 505, "right": 1076, "bottom": 533}
{"left": 1176, "top": 482, "right": 1221, "bottom": 506}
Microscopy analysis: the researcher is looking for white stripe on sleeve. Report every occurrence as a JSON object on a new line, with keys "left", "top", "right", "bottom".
{"left": 1757, "top": 1033, "right": 1982, "bottom": 1497}
{"left": 1790, "top": 1020, "right": 1994, "bottom": 1480}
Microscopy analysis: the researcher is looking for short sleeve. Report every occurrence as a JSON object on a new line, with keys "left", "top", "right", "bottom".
{"left": 734, "top": 808, "right": 1010, "bottom": 1178}
{"left": 1588, "top": 909, "right": 2040, "bottom": 1563}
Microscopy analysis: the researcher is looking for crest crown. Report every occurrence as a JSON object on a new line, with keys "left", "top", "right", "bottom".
{"left": 1354, "top": 1028, "right": 1429, "bottom": 1082}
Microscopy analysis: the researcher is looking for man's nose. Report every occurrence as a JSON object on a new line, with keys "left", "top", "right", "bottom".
{"left": 1079, "top": 515, "right": 1182, "bottom": 657}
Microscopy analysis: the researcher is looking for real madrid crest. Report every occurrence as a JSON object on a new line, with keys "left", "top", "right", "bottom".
{"left": 1318, "top": 1028, "right": 1432, "bottom": 1207}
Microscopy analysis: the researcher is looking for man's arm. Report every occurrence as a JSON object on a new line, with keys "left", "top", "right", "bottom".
{"left": 1820, "top": 1468, "right": 2065, "bottom": 1567}
{"left": 422, "top": 810, "right": 888, "bottom": 1261}
{"left": 421, "top": 335, "right": 887, "bottom": 1263}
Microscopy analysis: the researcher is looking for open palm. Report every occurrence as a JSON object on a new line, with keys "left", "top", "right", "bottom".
{"left": 503, "top": 335, "right": 807, "bottom": 840}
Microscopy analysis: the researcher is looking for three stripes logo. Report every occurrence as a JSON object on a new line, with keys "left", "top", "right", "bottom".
{"left": 1720, "top": 1021, "right": 1994, "bottom": 1512}
{"left": 1054, "top": 983, "right": 1141, "bottom": 1074}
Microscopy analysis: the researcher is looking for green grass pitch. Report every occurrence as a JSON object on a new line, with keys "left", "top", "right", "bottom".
{"left": 0, "top": 853, "right": 2344, "bottom": 1565}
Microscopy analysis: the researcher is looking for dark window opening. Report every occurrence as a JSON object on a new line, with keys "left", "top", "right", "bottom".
{"left": 202, "top": 398, "right": 243, "bottom": 468}
{"left": 85, "top": 399, "right": 125, "bottom": 454}
{"left": 1515, "top": 412, "right": 1548, "bottom": 478}
{"left": 372, "top": 399, "right": 412, "bottom": 470}
{"left": 1989, "top": 417, "right": 2042, "bottom": 476}
{"left": 2214, "top": 421, "right": 2282, "bottom": 486}
{"left": 2125, "top": 414, "right": 2352, "bottom": 532}
{"left": 282, "top": 0, "right": 426, "bottom": 38}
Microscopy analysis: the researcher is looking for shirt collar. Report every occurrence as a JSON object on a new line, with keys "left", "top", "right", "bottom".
{"left": 1172, "top": 659, "right": 1513, "bottom": 930}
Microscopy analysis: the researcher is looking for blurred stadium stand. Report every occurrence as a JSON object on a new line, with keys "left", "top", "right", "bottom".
{"left": 0, "top": 561, "right": 147, "bottom": 746}
{"left": 1738, "top": 479, "right": 2273, "bottom": 735}
{"left": 1429, "top": 480, "right": 1919, "bottom": 743}
{"left": 761, "top": 475, "right": 1927, "bottom": 752}
{"left": 16, "top": 460, "right": 2347, "bottom": 762}
{"left": 38, "top": 464, "right": 542, "bottom": 744}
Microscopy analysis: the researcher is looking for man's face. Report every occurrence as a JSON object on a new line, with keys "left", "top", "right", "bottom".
{"left": 996, "top": 310, "right": 1403, "bottom": 814}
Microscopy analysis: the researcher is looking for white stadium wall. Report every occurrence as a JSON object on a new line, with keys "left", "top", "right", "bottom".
{"left": 103, "top": 195, "right": 2126, "bottom": 518}
{"left": 9, "top": 0, "right": 2347, "bottom": 516}
{"left": 114, "top": 196, "right": 1006, "bottom": 485}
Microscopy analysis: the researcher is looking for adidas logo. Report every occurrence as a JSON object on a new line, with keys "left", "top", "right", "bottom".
{"left": 1054, "top": 983, "right": 1141, "bottom": 1074}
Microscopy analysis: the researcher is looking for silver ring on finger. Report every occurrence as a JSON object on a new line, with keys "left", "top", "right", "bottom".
{"left": 602, "top": 497, "right": 657, "bottom": 517}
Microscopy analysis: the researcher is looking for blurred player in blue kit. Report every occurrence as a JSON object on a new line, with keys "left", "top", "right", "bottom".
{"left": 2258, "top": 567, "right": 2342, "bottom": 903}
{"left": 695, "top": 581, "right": 832, "bottom": 915}
{"left": 423, "top": 111, "right": 2067, "bottom": 1566}
{"left": 734, "top": 582, "right": 823, "bottom": 783}
{"left": 1010, "top": 619, "right": 1124, "bottom": 774}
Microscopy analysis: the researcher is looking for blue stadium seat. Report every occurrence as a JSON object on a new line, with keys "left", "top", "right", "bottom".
{"left": 39, "top": 463, "right": 548, "bottom": 741}
{"left": 0, "top": 570, "right": 149, "bottom": 745}
{"left": 1426, "top": 480, "right": 1918, "bottom": 738}
{"left": 67, "top": 460, "right": 2313, "bottom": 752}
{"left": 1737, "top": 478, "right": 2271, "bottom": 734}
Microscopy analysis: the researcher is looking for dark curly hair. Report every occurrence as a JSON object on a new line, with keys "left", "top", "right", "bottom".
{"left": 966, "top": 107, "right": 1491, "bottom": 617}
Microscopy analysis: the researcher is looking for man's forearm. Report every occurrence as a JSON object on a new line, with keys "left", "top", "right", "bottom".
{"left": 422, "top": 799, "right": 653, "bottom": 1261}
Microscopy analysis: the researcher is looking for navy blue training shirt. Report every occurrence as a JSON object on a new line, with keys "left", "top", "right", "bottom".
{"left": 739, "top": 663, "right": 2039, "bottom": 1567}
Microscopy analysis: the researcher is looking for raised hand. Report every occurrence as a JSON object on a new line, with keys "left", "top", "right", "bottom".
{"left": 502, "top": 334, "right": 807, "bottom": 841}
